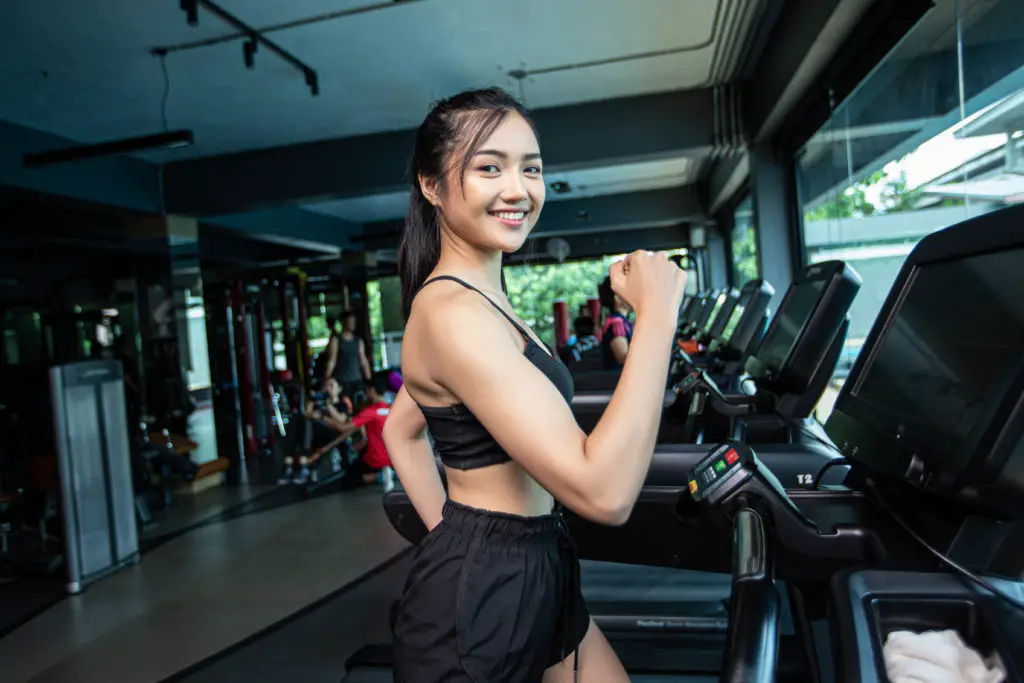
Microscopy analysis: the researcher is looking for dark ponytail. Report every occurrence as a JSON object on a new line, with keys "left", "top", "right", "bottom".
{"left": 398, "top": 87, "right": 537, "bottom": 320}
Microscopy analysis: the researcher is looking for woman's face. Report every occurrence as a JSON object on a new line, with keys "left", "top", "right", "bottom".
{"left": 428, "top": 112, "right": 545, "bottom": 254}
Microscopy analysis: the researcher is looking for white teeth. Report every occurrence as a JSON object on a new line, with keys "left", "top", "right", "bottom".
{"left": 494, "top": 212, "right": 525, "bottom": 220}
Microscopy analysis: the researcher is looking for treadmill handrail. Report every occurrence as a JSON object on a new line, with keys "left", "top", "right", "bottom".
{"left": 721, "top": 507, "right": 780, "bottom": 683}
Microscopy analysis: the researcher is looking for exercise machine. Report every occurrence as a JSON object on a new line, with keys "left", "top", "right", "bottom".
{"left": 349, "top": 206, "right": 1024, "bottom": 681}
{"left": 680, "top": 278, "right": 775, "bottom": 378}
{"left": 669, "top": 261, "right": 860, "bottom": 445}
{"left": 681, "top": 205, "right": 1024, "bottom": 681}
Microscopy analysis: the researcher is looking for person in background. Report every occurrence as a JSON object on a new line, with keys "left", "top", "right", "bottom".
{"left": 385, "top": 368, "right": 404, "bottom": 404}
{"left": 324, "top": 311, "right": 372, "bottom": 399}
{"left": 599, "top": 275, "right": 634, "bottom": 370}
{"left": 321, "top": 371, "right": 396, "bottom": 491}
{"left": 559, "top": 315, "right": 599, "bottom": 365}
{"left": 279, "top": 378, "right": 349, "bottom": 485}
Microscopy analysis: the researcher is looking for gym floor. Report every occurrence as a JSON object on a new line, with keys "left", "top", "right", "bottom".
{"left": 0, "top": 489, "right": 409, "bottom": 683}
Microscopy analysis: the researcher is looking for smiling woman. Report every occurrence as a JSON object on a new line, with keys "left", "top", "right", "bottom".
{"left": 384, "top": 87, "right": 687, "bottom": 683}
{"left": 397, "top": 89, "right": 543, "bottom": 319}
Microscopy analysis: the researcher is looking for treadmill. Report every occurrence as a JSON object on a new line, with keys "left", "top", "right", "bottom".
{"left": 668, "top": 261, "right": 861, "bottom": 446}
{"left": 570, "top": 288, "right": 723, "bottom": 394}
{"left": 572, "top": 281, "right": 772, "bottom": 434}
{"left": 345, "top": 205, "right": 1024, "bottom": 682}
{"left": 680, "top": 204, "right": 1024, "bottom": 682}
{"left": 373, "top": 285, "right": 858, "bottom": 677}
{"left": 670, "top": 279, "right": 775, "bottom": 379}
{"left": 680, "top": 289, "right": 722, "bottom": 340}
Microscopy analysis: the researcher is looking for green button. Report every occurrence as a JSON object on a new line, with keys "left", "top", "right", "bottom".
{"left": 714, "top": 460, "right": 726, "bottom": 473}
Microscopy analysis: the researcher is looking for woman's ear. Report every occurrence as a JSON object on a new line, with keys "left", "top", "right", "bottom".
{"left": 418, "top": 173, "right": 440, "bottom": 207}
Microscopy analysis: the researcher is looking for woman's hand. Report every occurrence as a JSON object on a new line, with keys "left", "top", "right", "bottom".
{"left": 609, "top": 250, "right": 687, "bottom": 323}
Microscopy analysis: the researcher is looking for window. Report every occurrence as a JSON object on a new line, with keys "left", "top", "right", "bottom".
{"left": 797, "top": 0, "right": 1024, "bottom": 419}
{"left": 730, "top": 195, "right": 760, "bottom": 286}
{"left": 504, "top": 250, "right": 688, "bottom": 348}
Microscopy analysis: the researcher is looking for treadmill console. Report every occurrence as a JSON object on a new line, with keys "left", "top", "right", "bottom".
{"left": 713, "top": 279, "right": 775, "bottom": 361}
{"left": 699, "top": 288, "right": 740, "bottom": 344}
{"left": 689, "top": 443, "right": 790, "bottom": 512}
{"left": 828, "top": 205, "right": 1024, "bottom": 520}
{"left": 687, "top": 442, "right": 874, "bottom": 562}
{"left": 745, "top": 261, "right": 861, "bottom": 395}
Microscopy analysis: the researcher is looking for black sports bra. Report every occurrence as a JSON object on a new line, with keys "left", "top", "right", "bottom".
{"left": 414, "top": 275, "right": 575, "bottom": 470}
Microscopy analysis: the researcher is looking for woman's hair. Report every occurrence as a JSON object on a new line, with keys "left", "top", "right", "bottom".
{"left": 398, "top": 87, "right": 538, "bottom": 319}
{"left": 598, "top": 276, "right": 616, "bottom": 312}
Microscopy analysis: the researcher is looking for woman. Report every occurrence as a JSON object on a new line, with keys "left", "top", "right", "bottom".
{"left": 598, "top": 276, "right": 634, "bottom": 370}
{"left": 383, "top": 88, "right": 686, "bottom": 683}
{"left": 324, "top": 311, "right": 372, "bottom": 398}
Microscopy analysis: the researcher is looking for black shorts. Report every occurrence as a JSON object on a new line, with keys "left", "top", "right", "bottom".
{"left": 393, "top": 499, "right": 591, "bottom": 683}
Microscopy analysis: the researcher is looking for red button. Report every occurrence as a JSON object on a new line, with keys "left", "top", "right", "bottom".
{"left": 724, "top": 449, "right": 739, "bottom": 465}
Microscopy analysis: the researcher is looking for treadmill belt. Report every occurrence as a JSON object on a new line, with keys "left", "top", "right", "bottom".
{"left": 163, "top": 554, "right": 736, "bottom": 683}
{"left": 343, "top": 671, "right": 715, "bottom": 683}
{"left": 580, "top": 561, "right": 731, "bottom": 603}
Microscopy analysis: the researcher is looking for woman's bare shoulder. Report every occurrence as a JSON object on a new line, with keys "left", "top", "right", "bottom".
{"left": 409, "top": 283, "right": 521, "bottom": 359}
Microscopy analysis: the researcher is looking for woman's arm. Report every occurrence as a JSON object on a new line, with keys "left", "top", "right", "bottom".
{"left": 423, "top": 253, "right": 685, "bottom": 526}
{"left": 382, "top": 385, "right": 446, "bottom": 530}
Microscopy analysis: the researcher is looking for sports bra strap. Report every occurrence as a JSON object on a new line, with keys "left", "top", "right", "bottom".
{"left": 420, "top": 275, "right": 531, "bottom": 341}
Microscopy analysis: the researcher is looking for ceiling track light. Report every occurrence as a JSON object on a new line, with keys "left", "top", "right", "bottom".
{"left": 174, "top": 0, "right": 319, "bottom": 96}
{"left": 22, "top": 130, "right": 195, "bottom": 169}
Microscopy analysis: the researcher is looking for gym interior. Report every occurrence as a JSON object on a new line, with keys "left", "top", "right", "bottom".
{"left": 2, "top": 1, "right": 1024, "bottom": 682}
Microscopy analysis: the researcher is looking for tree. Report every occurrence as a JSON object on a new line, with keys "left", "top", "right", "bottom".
{"left": 804, "top": 169, "right": 886, "bottom": 221}
{"left": 364, "top": 250, "right": 685, "bottom": 355}
{"left": 731, "top": 226, "right": 760, "bottom": 286}
{"left": 804, "top": 165, "right": 962, "bottom": 222}
{"left": 504, "top": 255, "right": 623, "bottom": 347}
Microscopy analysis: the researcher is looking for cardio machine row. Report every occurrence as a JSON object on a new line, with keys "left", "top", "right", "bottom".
{"left": 354, "top": 257, "right": 861, "bottom": 679}
{"left": 353, "top": 205, "right": 1024, "bottom": 683}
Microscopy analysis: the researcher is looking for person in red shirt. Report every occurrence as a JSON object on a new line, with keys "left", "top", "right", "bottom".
{"left": 323, "top": 371, "right": 396, "bottom": 491}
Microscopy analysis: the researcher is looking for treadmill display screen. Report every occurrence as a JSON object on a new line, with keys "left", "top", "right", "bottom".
{"left": 757, "top": 280, "right": 825, "bottom": 372}
{"left": 721, "top": 291, "right": 751, "bottom": 343}
{"left": 703, "top": 293, "right": 727, "bottom": 332}
{"left": 854, "top": 247, "right": 1024, "bottom": 440}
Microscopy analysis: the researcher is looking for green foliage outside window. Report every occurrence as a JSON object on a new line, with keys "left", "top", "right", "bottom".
{"left": 365, "top": 249, "right": 686, "bottom": 359}
{"left": 731, "top": 226, "right": 759, "bottom": 286}
{"left": 503, "top": 256, "right": 621, "bottom": 348}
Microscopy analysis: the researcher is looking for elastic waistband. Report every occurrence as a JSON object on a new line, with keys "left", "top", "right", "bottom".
{"left": 441, "top": 499, "right": 566, "bottom": 541}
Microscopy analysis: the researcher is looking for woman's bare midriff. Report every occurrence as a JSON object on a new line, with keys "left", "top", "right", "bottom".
{"left": 445, "top": 460, "right": 555, "bottom": 518}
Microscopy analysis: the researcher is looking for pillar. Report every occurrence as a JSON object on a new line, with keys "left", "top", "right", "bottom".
{"left": 750, "top": 145, "right": 799, "bottom": 309}
{"left": 586, "top": 298, "right": 601, "bottom": 340}
{"left": 705, "top": 229, "right": 730, "bottom": 291}
{"left": 552, "top": 300, "right": 569, "bottom": 350}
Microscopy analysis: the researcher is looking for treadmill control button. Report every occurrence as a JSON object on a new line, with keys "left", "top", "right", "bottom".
{"left": 689, "top": 480, "right": 698, "bottom": 494}
{"left": 724, "top": 449, "right": 739, "bottom": 465}
{"left": 714, "top": 460, "right": 727, "bottom": 473}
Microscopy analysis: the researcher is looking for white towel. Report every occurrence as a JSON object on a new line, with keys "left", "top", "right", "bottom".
{"left": 883, "top": 629, "right": 1006, "bottom": 683}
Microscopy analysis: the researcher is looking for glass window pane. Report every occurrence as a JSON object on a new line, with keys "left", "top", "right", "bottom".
{"left": 797, "top": 0, "right": 1024, "bottom": 421}
{"left": 730, "top": 196, "right": 760, "bottom": 286}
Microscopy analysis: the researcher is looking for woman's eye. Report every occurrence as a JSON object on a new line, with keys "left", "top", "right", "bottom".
{"left": 478, "top": 164, "right": 500, "bottom": 173}
{"left": 525, "top": 166, "right": 542, "bottom": 175}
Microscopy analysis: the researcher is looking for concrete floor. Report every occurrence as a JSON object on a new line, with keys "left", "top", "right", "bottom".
{"left": 0, "top": 489, "right": 408, "bottom": 683}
